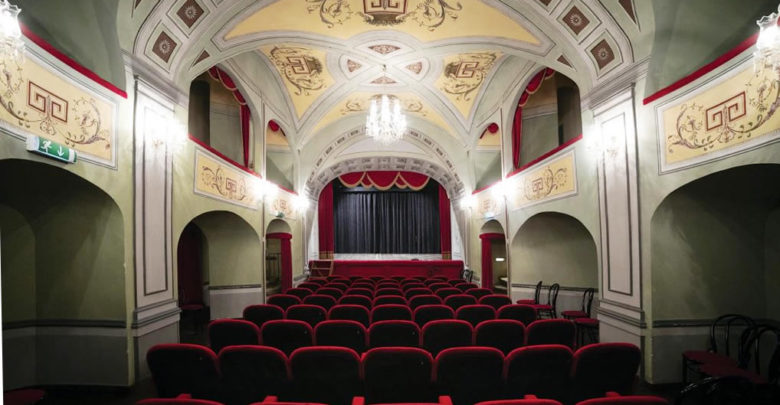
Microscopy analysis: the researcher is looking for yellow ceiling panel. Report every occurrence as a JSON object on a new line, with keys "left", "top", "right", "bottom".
{"left": 260, "top": 44, "right": 335, "bottom": 118}
{"left": 435, "top": 51, "right": 501, "bottom": 119}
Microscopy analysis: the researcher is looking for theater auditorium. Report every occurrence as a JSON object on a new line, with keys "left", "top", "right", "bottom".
{"left": 0, "top": 0, "right": 779, "bottom": 404}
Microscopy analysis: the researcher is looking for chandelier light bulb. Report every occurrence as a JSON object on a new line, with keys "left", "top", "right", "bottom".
{"left": 0, "top": 0, "right": 23, "bottom": 63}
{"left": 755, "top": 5, "right": 780, "bottom": 74}
{"left": 365, "top": 94, "right": 407, "bottom": 145}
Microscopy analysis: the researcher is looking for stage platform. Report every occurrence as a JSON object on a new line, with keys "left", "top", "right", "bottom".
{"left": 314, "top": 260, "right": 464, "bottom": 279}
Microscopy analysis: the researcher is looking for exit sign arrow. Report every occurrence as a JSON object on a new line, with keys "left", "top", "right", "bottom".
{"left": 26, "top": 135, "right": 77, "bottom": 164}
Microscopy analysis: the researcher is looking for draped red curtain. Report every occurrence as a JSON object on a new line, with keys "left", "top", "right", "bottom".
{"left": 339, "top": 171, "right": 429, "bottom": 191}
{"left": 208, "top": 67, "right": 251, "bottom": 167}
{"left": 439, "top": 185, "right": 452, "bottom": 259}
{"left": 480, "top": 233, "right": 505, "bottom": 290}
{"left": 267, "top": 232, "right": 293, "bottom": 292}
{"left": 512, "top": 68, "right": 555, "bottom": 169}
{"left": 318, "top": 183, "right": 334, "bottom": 259}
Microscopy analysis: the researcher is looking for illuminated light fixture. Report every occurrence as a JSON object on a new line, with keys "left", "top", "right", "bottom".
{"left": 491, "top": 180, "right": 508, "bottom": 199}
{"left": 0, "top": 0, "right": 22, "bottom": 63}
{"left": 293, "top": 194, "right": 310, "bottom": 211}
{"left": 365, "top": 94, "right": 407, "bottom": 145}
{"left": 459, "top": 194, "right": 476, "bottom": 210}
{"left": 755, "top": 4, "right": 780, "bottom": 75}
{"left": 146, "top": 114, "right": 187, "bottom": 153}
{"left": 250, "top": 178, "right": 278, "bottom": 201}
{"left": 495, "top": 257, "right": 505, "bottom": 262}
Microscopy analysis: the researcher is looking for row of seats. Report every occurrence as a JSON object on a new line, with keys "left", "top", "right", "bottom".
{"left": 146, "top": 342, "right": 642, "bottom": 405}
{"left": 210, "top": 317, "right": 577, "bottom": 354}
{"left": 269, "top": 289, "right": 502, "bottom": 310}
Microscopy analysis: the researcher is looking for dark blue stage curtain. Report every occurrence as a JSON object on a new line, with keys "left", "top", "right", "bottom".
{"left": 334, "top": 181, "right": 440, "bottom": 253}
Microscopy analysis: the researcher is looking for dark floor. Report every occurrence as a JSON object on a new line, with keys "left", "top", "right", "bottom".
{"left": 27, "top": 318, "right": 684, "bottom": 404}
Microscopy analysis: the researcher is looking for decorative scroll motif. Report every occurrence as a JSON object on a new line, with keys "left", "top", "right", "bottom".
{"left": 476, "top": 192, "right": 499, "bottom": 218}
{"left": 370, "top": 76, "right": 397, "bottom": 85}
{"left": 267, "top": 190, "right": 297, "bottom": 219}
{"left": 0, "top": 55, "right": 114, "bottom": 162}
{"left": 195, "top": 150, "right": 260, "bottom": 209}
{"left": 511, "top": 150, "right": 576, "bottom": 208}
{"left": 305, "top": 0, "right": 461, "bottom": 31}
{"left": 439, "top": 52, "right": 498, "bottom": 102}
{"left": 368, "top": 44, "right": 400, "bottom": 55}
{"left": 268, "top": 46, "right": 326, "bottom": 95}
{"left": 340, "top": 94, "right": 424, "bottom": 115}
{"left": 662, "top": 65, "right": 780, "bottom": 166}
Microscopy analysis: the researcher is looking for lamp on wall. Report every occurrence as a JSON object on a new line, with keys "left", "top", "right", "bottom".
{"left": 293, "top": 194, "right": 310, "bottom": 211}
{"left": 146, "top": 113, "right": 187, "bottom": 153}
{"left": 459, "top": 194, "right": 476, "bottom": 210}
{"left": 0, "top": 0, "right": 23, "bottom": 63}
{"left": 755, "top": 4, "right": 780, "bottom": 75}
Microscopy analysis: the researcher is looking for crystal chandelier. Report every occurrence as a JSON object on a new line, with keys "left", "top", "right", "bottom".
{"left": 365, "top": 94, "right": 407, "bottom": 145}
{"left": 0, "top": 0, "right": 23, "bottom": 63}
{"left": 755, "top": 4, "right": 780, "bottom": 75}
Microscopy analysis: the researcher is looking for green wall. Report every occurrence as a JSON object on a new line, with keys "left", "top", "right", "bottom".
{"left": 193, "top": 212, "right": 262, "bottom": 287}
{"left": 519, "top": 114, "right": 558, "bottom": 166}
{"left": 0, "top": 205, "right": 36, "bottom": 322}
{"left": 511, "top": 212, "right": 597, "bottom": 288}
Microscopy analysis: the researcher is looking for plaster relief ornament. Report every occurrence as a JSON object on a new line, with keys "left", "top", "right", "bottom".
{"left": 306, "top": 0, "right": 461, "bottom": 31}
{"left": 440, "top": 52, "right": 497, "bottom": 102}
{"left": 268, "top": 46, "right": 326, "bottom": 95}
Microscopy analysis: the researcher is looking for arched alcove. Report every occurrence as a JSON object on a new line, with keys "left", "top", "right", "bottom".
{"left": 651, "top": 164, "right": 780, "bottom": 321}
{"left": 479, "top": 220, "right": 506, "bottom": 292}
{"left": 0, "top": 159, "right": 125, "bottom": 388}
{"left": 266, "top": 218, "right": 293, "bottom": 295}
{"left": 178, "top": 210, "right": 262, "bottom": 320}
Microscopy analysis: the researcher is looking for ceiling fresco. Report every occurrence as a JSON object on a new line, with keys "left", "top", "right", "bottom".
{"left": 435, "top": 51, "right": 502, "bottom": 120}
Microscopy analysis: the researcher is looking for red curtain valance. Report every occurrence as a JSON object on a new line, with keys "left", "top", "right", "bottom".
{"left": 512, "top": 68, "right": 555, "bottom": 169}
{"left": 339, "top": 171, "right": 430, "bottom": 191}
{"left": 208, "top": 67, "right": 251, "bottom": 167}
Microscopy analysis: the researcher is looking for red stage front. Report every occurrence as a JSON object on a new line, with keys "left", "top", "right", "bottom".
{"left": 320, "top": 260, "right": 464, "bottom": 279}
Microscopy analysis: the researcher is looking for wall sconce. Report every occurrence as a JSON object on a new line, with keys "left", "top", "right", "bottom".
{"left": 459, "top": 194, "right": 476, "bottom": 210}
{"left": 755, "top": 4, "right": 780, "bottom": 75}
{"left": 293, "top": 194, "right": 310, "bottom": 211}
{"left": 146, "top": 113, "right": 187, "bottom": 153}
{"left": 250, "top": 178, "right": 278, "bottom": 201}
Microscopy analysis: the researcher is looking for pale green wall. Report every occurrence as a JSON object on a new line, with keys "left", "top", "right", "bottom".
{"left": 511, "top": 212, "right": 597, "bottom": 288}
{"left": 474, "top": 150, "right": 501, "bottom": 190}
{"left": 193, "top": 212, "right": 262, "bottom": 287}
{"left": 0, "top": 160, "right": 125, "bottom": 321}
{"left": 267, "top": 150, "right": 294, "bottom": 191}
{"left": 0, "top": 205, "right": 36, "bottom": 322}
{"left": 519, "top": 114, "right": 558, "bottom": 166}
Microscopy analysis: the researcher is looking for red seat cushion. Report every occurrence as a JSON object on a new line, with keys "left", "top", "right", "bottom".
{"left": 3, "top": 389, "right": 46, "bottom": 405}
{"left": 698, "top": 363, "right": 767, "bottom": 384}
{"left": 575, "top": 318, "right": 599, "bottom": 327}
{"left": 560, "top": 310, "right": 587, "bottom": 318}
{"left": 530, "top": 304, "right": 552, "bottom": 310}
{"left": 516, "top": 299, "right": 535, "bottom": 304}
{"left": 682, "top": 350, "right": 738, "bottom": 366}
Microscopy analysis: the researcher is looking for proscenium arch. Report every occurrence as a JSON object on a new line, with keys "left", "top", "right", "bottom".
{"left": 510, "top": 211, "right": 597, "bottom": 289}
{"left": 650, "top": 164, "right": 780, "bottom": 322}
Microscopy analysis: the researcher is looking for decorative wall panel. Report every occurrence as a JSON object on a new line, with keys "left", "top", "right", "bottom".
{"left": 266, "top": 189, "right": 297, "bottom": 220}
{"left": 0, "top": 53, "right": 117, "bottom": 166}
{"left": 509, "top": 150, "right": 577, "bottom": 209}
{"left": 194, "top": 149, "right": 260, "bottom": 209}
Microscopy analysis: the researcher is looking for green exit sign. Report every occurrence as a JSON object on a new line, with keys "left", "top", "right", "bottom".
{"left": 26, "top": 136, "right": 77, "bottom": 163}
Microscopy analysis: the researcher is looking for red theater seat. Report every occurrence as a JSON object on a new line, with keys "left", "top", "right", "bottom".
{"left": 268, "top": 294, "right": 302, "bottom": 311}
{"left": 375, "top": 288, "right": 403, "bottom": 297}
{"left": 435, "top": 347, "right": 505, "bottom": 405}
{"left": 350, "top": 284, "right": 375, "bottom": 291}
{"left": 456, "top": 283, "right": 479, "bottom": 292}
{"left": 455, "top": 304, "right": 496, "bottom": 327}
{"left": 208, "top": 319, "right": 261, "bottom": 353}
{"left": 371, "top": 304, "right": 412, "bottom": 323}
{"left": 339, "top": 295, "right": 373, "bottom": 309}
{"left": 219, "top": 345, "right": 289, "bottom": 405}
{"left": 329, "top": 304, "right": 371, "bottom": 327}
{"left": 406, "top": 288, "right": 433, "bottom": 299}
{"left": 475, "top": 320, "right": 526, "bottom": 355}
{"left": 373, "top": 295, "right": 407, "bottom": 306}
{"left": 427, "top": 283, "right": 451, "bottom": 291}
{"left": 315, "top": 320, "right": 367, "bottom": 353}
{"left": 444, "top": 294, "right": 477, "bottom": 311}
{"left": 261, "top": 320, "right": 315, "bottom": 355}
{"left": 243, "top": 304, "right": 285, "bottom": 330}
{"left": 479, "top": 295, "right": 513, "bottom": 311}
{"left": 289, "top": 346, "right": 362, "bottom": 405}
{"left": 575, "top": 392, "right": 669, "bottom": 404}
{"left": 308, "top": 279, "right": 328, "bottom": 285}
{"left": 3, "top": 389, "right": 45, "bottom": 405}
{"left": 347, "top": 288, "right": 374, "bottom": 298}
{"left": 326, "top": 283, "right": 349, "bottom": 292}
{"left": 414, "top": 305, "right": 455, "bottom": 327}
{"left": 286, "top": 304, "right": 328, "bottom": 327}
{"left": 362, "top": 347, "right": 436, "bottom": 404}
{"left": 475, "top": 398, "right": 563, "bottom": 405}
{"left": 409, "top": 294, "right": 444, "bottom": 309}
{"left": 421, "top": 319, "right": 473, "bottom": 356}
{"left": 136, "top": 395, "right": 224, "bottom": 405}
{"left": 435, "top": 288, "right": 462, "bottom": 300}
{"left": 303, "top": 294, "right": 338, "bottom": 310}
{"left": 504, "top": 345, "right": 573, "bottom": 402}
{"left": 570, "top": 343, "right": 642, "bottom": 403}
{"left": 298, "top": 282, "right": 322, "bottom": 292}
{"left": 146, "top": 344, "right": 221, "bottom": 400}
{"left": 317, "top": 287, "right": 345, "bottom": 299}
{"left": 286, "top": 287, "right": 314, "bottom": 299}
{"left": 465, "top": 288, "right": 493, "bottom": 300}
{"left": 526, "top": 319, "right": 576, "bottom": 349}
{"left": 497, "top": 305, "right": 537, "bottom": 326}
{"left": 369, "top": 320, "right": 420, "bottom": 348}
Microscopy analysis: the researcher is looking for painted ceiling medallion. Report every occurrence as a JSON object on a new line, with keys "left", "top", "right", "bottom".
{"left": 152, "top": 31, "right": 177, "bottom": 63}
{"left": 368, "top": 44, "right": 401, "bottom": 55}
{"left": 305, "top": 0, "right": 461, "bottom": 31}
{"left": 268, "top": 46, "right": 325, "bottom": 95}
{"left": 406, "top": 62, "right": 423, "bottom": 74}
{"left": 370, "top": 76, "right": 397, "bottom": 85}
{"left": 347, "top": 59, "right": 363, "bottom": 72}
{"left": 590, "top": 39, "right": 615, "bottom": 70}
{"left": 176, "top": 0, "right": 204, "bottom": 28}
{"left": 562, "top": 6, "right": 590, "bottom": 35}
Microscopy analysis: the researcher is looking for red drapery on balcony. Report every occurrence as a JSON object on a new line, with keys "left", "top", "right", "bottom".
{"left": 511, "top": 68, "right": 555, "bottom": 169}
{"left": 208, "top": 67, "right": 251, "bottom": 168}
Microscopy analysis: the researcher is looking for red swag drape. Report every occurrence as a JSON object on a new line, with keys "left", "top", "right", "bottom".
{"left": 480, "top": 233, "right": 505, "bottom": 290}
{"left": 318, "top": 183, "right": 334, "bottom": 259}
{"left": 267, "top": 232, "right": 293, "bottom": 292}
{"left": 439, "top": 185, "right": 452, "bottom": 259}
{"left": 338, "top": 171, "right": 429, "bottom": 191}
{"left": 512, "top": 68, "right": 555, "bottom": 169}
{"left": 208, "top": 67, "right": 251, "bottom": 168}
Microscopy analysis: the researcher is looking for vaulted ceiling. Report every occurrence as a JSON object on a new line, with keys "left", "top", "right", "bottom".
{"left": 127, "top": 0, "right": 651, "bottom": 196}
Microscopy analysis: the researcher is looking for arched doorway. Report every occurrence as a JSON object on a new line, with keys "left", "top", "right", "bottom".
{"left": 176, "top": 222, "right": 207, "bottom": 337}
{"left": 510, "top": 212, "right": 597, "bottom": 310}
{"left": 479, "top": 220, "right": 506, "bottom": 292}
{"left": 0, "top": 159, "right": 125, "bottom": 388}
{"left": 177, "top": 211, "right": 262, "bottom": 325}
{"left": 266, "top": 219, "right": 293, "bottom": 296}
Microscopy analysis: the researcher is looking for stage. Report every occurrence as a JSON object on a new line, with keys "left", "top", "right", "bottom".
{"left": 313, "top": 260, "right": 464, "bottom": 279}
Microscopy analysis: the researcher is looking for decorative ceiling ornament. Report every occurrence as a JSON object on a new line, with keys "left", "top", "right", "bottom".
{"left": 368, "top": 44, "right": 401, "bottom": 55}
{"left": 755, "top": 4, "right": 780, "bottom": 76}
{"left": 365, "top": 94, "right": 407, "bottom": 145}
{"left": 152, "top": 31, "right": 177, "bottom": 63}
{"left": 0, "top": 0, "right": 24, "bottom": 64}
{"left": 268, "top": 46, "right": 326, "bottom": 95}
{"left": 304, "top": 0, "right": 461, "bottom": 31}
